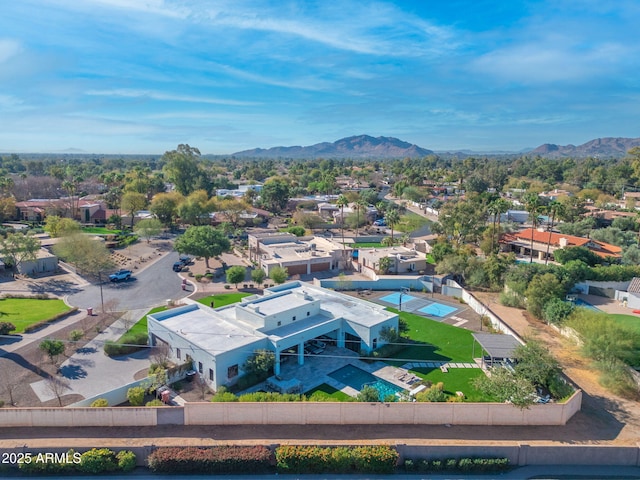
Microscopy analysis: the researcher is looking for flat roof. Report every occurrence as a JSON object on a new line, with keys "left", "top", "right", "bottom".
{"left": 150, "top": 304, "right": 264, "bottom": 355}
{"left": 472, "top": 332, "right": 521, "bottom": 359}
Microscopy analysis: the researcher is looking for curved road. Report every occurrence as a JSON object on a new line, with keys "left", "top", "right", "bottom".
{"left": 67, "top": 252, "right": 191, "bottom": 310}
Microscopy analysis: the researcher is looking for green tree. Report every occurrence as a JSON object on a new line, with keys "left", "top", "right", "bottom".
{"left": 543, "top": 201, "right": 565, "bottom": 265}
{"left": 261, "top": 178, "right": 290, "bottom": 212}
{"left": 251, "top": 268, "right": 266, "bottom": 286}
{"left": 44, "top": 216, "right": 81, "bottom": 238}
{"left": 121, "top": 191, "right": 148, "bottom": 228}
{"left": 474, "top": 367, "right": 536, "bottom": 409}
{"left": 543, "top": 298, "right": 575, "bottom": 325}
{"left": 53, "top": 233, "right": 114, "bottom": 277}
{"left": 336, "top": 195, "right": 349, "bottom": 250}
{"left": 523, "top": 192, "right": 543, "bottom": 263}
{"left": 134, "top": 218, "right": 163, "bottom": 243}
{"left": 226, "top": 265, "right": 246, "bottom": 288}
{"left": 0, "top": 233, "right": 41, "bottom": 273}
{"left": 384, "top": 209, "right": 401, "bottom": 245}
{"left": 177, "top": 189, "right": 215, "bottom": 226}
{"left": 356, "top": 385, "right": 380, "bottom": 402}
{"left": 162, "top": 144, "right": 206, "bottom": 196}
{"left": 554, "top": 246, "right": 600, "bottom": 266}
{"left": 513, "top": 339, "right": 561, "bottom": 387}
{"left": 377, "top": 256, "right": 392, "bottom": 275}
{"left": 269, "top": 266, "right": 289, "bottom": 284}
{"left": 174, "top": 226, "right": 231, "bottom": 268}
{"left": 39, "top": 339, "right": 65, "bottom": 365}
{"left": 353, "top": 198, "right": 367, "bottom": 243}
{"left": 243, "top": 350, "right": 275, "bottom": 377}
{"left": 126, "top": 386, "right": 146, "bottom": 406}
{"left": 150, "top": 191, "right": 183, "bottom": 227}
{"left": 524, "top": 273, "right": 565, "bottom": 319}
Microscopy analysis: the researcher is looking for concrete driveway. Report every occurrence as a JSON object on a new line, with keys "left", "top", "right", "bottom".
{"left": 30, "top": 309, "right": 151, "bottom": 403}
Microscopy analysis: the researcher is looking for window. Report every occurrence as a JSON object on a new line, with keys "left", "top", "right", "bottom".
{"left": 176, "top": 348, "right": 181, "bottom": 360}
{"left": 277, "top": 321, "right": 281, "bottom": 326}
{"left": 209, "top": 368, "right": 214, "bottom": 381}
{"left": 292, "top": 316, "right": 296, "bottom": 321}
{"left": 307, "top": 311, "right": 310, "bottom": 316}
{"left": 198, "top": 362, "right": 203, "bottom": 374}
{"left": 228, "top": 364, "right": 239, "bottom": 378}
{"left": 372, "top": 338, "right": 378, "bottom": 349}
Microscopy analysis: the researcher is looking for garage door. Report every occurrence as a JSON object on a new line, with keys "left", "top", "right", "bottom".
{"left": 310, "top": 262, "right": 330, "bottom": 272}
{"left": 286, "top": 264, "right": 307, "bottom": 275}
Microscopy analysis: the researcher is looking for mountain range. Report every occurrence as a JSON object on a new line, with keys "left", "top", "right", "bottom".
{"left": 232, "top": 135, "right": 640, "bottom": 159}
{"left": 233, "top": 135, "right": 433, "bottom": 159}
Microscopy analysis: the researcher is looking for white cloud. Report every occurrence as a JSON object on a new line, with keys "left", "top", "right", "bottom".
{"left": 85, "top": 88, "right": 258, "bottom": 106}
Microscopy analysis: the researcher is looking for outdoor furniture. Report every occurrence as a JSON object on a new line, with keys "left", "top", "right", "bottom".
{"left": 440, "top": 365, "right": 448, "bottom": 373}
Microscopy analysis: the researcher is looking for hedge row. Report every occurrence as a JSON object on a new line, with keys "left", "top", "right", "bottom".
{"left": 18, "top": 448, "right": 135, "bottom": 474}
{"left": 147, "top": 446, "right": 273, "bottom": 474}
{"left": 104, "top": 331, "right": 148, "bottom": 356}
{"left": 275, "top": 445, "right": 399, "bottom": 474}
{"left": 23, "top": 307, "right": 79, "bottom": 333}
{"left": 403, "top": 456, "right": 510, "bottom": 473}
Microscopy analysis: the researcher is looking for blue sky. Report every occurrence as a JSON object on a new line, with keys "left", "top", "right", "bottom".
{"left": 1, "top": 0, "right": 639, "bottom": 154}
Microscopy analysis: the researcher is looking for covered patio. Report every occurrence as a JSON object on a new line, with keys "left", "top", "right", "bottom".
{"left": 472, "top": 332, "right": 522, "bottom": 369}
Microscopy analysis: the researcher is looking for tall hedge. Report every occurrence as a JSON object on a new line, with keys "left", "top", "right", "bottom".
{"left": 275, "top": 445, "right": 398, "bottom": 474}
{"left": 147, "top": 446, "right": 272, "bottom": 474}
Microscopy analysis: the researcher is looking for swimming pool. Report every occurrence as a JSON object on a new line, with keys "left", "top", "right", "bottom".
{"left": 571, "top": 298, "right": 601, "bottom": 312}
{"left": 419, "top": 302, "right": 457, "bottom": 317}
{"left": 379, "top": 292, "right": 417, "bottom": 306}
{"left": 328, "top": 364, "right": 404, "bottom": 401}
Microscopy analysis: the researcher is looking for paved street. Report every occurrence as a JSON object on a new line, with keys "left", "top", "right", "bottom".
{"left": 67, "top": 251, "right": 191, "bottom": 310}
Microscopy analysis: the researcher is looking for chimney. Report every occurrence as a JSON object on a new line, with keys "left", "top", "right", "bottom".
{"left": 559, "top": 238, "right": 568, "bottom": 247}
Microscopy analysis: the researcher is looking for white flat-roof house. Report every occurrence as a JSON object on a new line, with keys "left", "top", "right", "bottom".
{"left": 357, "top": 246, "right": 427, "bottom": 279}
{"left": 248, "top": 232, "right": 350, "bottom": 276}
{"left": 147, "top": 281, "right": 398, "bottom": 389}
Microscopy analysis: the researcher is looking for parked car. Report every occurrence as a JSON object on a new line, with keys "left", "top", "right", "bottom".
{"left": 109, "top": 269, "right": 132, "bottom": 282}
{"left": 373, "top": 219, "right": 386, "bottom": 226}
{"left": 172, "top": 255, "right": 192, "bottom": 272}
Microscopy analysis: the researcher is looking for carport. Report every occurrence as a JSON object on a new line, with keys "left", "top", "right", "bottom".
{"left": 472, "top": 332, "right": 521, "bottom": 369}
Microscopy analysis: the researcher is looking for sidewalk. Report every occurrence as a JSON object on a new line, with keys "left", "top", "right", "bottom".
{"left": 30, "top": 308, "right": 151, "bottom": 402}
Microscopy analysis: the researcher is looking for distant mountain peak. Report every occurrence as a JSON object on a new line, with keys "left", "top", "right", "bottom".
{"left": 530, "top": 137, "right": 640, "bottom": 158}
{"left": 233, "top": 135, "right": 433, "bottom": 159}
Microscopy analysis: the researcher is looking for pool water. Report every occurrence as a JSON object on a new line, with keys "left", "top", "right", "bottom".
{"left": 419, "top": 302, "right": 457, "bottom": 317}
{"left": 380, "top": 292, "right": 417, "bottom": 306}
{"left": 328, "top": 364, "right": 404, "bottom": 401}
{"left": 571, "top": 298, "right": 601, "bottom": 312}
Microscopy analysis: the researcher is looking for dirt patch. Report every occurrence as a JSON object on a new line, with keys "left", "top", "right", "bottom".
{"left": 0, "top": 311, "right": 122, "bottom": 407}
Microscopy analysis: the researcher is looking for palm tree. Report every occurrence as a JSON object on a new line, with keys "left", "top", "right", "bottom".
{"left": 336, "top": 194, "right": 349, "bottom": 251}
{"left": 488, "top": 198, "right": 512, "bottom": 255}
{"left": 544, "top": 201, "right": 565, "bottom": 265}
{"left": 353, "top": 198, "right": 367, "bottom": 243}
{"left": 385, "top": 209, "right": 401, "bottom": 245}
{"left": 523, "top": 193, "right": 543, "bottom": 263}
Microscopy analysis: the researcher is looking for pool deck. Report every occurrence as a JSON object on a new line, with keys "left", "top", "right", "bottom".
{"left": 576, "top": 293, "right": 633, "bottom": 315}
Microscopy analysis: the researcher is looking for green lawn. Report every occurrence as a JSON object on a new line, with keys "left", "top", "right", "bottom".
{"left": 305, "top": 383, "right": 352, "bottom": 401}
{"left": 351, "top": 242, "right": 384, "bottom": 248}
{"left": 82, "top": 227, "right": 122, "bottom": 235}
{"left": 197, "top": 293, "right": 251, "bottom": 308}
{"left": 388, "top": 309, "right": 475, "bottom": 363}
{"left": 412, "top": 368, "right": 488, "bottom": 402}
{"left": 0, "top": 298, "right": 72, "bottom": 333}
{"left": 396, "top": 211, "right": 430, "bottom": 233}
{"left": 610, "top": 314, "right": 640, "bottom": 335}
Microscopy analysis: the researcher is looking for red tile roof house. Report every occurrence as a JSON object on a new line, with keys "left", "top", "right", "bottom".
{"left": 501, "top": 228, "right": 622, "bottom": 263}
{"left": 14, "top": 197, "right": 109, "bottom": 223}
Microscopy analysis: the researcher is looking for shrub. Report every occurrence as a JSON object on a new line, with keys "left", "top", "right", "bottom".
{"left": 68, "top": 329, "right": 84, "bottom": 342}
{"left": 127, "top": 386, "right": 146, "bottom": 406}
{"left": 104, "top": 332, "right": 148, "bottom": 356}
{"left": 18, "top": 449, "right": 79, "bottom": 474}
{"left": 275, "top": 445, "right": 398, "bottom": 474}
{"left": 499, "top": 290, "right": 524, "bottom": 308}
{"left": 147, "top": 446, "right": 272, "bottom": 474}
{"left": 0, "top": 321, "right": 16, "bottom": 335}
{"left": 78, "top": 448, "right": 118, "bottom": 474}
{"left": 146, "top": 399, "right": 164, "bottom": 406}
{"left": 116, "top": 450, "right": 136, "bottom": 472}
{"left": 90, "top": 398, "right": 109, "bottom": 407}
